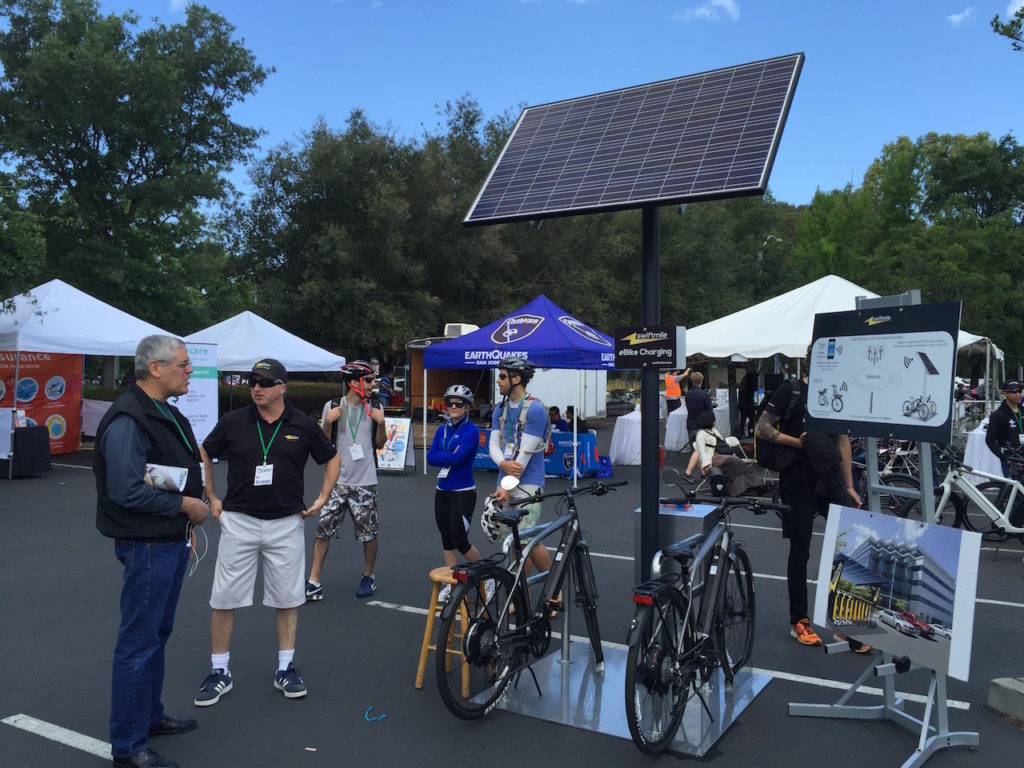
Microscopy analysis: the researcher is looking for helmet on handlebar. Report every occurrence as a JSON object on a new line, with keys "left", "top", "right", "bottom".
{"left": 481, "top": 495, "right": 503, "bottom": 543}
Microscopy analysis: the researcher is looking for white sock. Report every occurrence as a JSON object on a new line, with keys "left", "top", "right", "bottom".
{"left": 278, "top": 648, "right": 295, "bottom": 672}
{"left": 308, "top": 580, "right": 320, "bottom": 587}
{"left": 211, "top": 652, "right": 230, "bottom": 675}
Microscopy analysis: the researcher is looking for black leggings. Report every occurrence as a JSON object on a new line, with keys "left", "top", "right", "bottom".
{"left": 434, "top": 489, "right": 478, "bottom": 554}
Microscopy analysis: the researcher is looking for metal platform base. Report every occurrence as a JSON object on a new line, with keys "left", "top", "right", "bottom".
{"left": 496, "top": 639, "right": 771, "bottom": 757}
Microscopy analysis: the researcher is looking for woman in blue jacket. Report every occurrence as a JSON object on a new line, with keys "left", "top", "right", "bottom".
{"left": 428, "top": 385, "right": 483, "bottom": 596}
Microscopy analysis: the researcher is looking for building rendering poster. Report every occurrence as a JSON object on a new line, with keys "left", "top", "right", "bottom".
{"left": 813, "top": 504, "right": 981, "bottom": 681}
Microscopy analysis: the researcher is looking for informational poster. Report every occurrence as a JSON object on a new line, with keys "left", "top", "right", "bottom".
{"left": 376, "top": 417, "right": 413, "bottom": 472}
{"left": 813, "top": 504, "right": 981, "bottom": 681}
{"left": 169, "top": 343, "right": 218, "bottom": 446}
{"left": 0, "top": 351, "right": 82, "bottom": 454}
{"left": 806, "top": 302, "right": 961, "bottom": 443}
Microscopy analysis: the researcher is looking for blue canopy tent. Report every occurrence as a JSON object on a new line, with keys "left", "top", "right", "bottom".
{"left": 421, "top": 295, "right": 615, "bottom": 480}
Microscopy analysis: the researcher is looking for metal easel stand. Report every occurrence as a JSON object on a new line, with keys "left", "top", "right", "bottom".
{"left": 788, "top": 650, "right": 978, "bottom": 768}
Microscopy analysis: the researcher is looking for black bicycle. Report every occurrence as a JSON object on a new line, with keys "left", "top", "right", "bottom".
{"left": 624, "top": 492, "right": 786, "bottom": 755}
{"left": 435, "top": 479, "right": 626, "bottom": 720}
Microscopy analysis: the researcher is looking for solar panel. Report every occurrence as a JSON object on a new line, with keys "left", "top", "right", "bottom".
{"left": 917, "top": 352, "right": 940, "bottom": 375}
{"left": 465, "top": 53, "right": 804, "bottom": 226}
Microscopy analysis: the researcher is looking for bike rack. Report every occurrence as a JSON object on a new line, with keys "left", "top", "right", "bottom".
{"left": 788, "top": 651, "right": 978, "bottom": 768}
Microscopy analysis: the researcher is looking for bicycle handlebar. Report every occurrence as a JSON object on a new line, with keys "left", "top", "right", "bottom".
{"left": 658, "top": 491, "right": 789, "bottom": 516}
{"left": 507, "top": 480, "right": 628, "bottom": 507}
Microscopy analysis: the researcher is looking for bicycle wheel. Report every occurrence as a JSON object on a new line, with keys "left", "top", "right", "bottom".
{"left": 717, "top": 547, "right": 755, "bottom": 679}
{"left": 875, "top": 473, "right": 922, "bottom": 518}
{"left": 960, "top": 481, "right": 1017, "bottom": 539}
{"left": 435, "top": 568, "right": 525, "bottom": 720}
{"left": 624, "top": 588, "right": 694, "bottom": 756}
{"left": 572, "top": 544, "right": 604, "bottom": 666}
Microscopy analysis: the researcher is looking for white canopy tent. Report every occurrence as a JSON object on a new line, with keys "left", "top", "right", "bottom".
{"left": 186, "top": 311, "right": 346, "bottom": 372}
{"left": 0, "top": 278, "right": 174, "bottom": 355}
{"left": 685, "top": 274, "right": 1004, "bottom": 414}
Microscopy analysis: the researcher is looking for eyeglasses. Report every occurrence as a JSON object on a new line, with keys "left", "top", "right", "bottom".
{"left": 250, "top": 377, "right": 283, "bottom": 388}
{"left": 160, "top": 359, "right": 191, "bottom": 369}
{"left": 445, "top": 400, "right": 467, "bottom": 409}
{"left": 497, "top": 373, "right": 509, "bottom": 381}
{"left": 362, "top": 376, "right": 376, "bottom": 383}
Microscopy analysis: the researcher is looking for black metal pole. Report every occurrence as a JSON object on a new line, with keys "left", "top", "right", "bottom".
{"left": 640, "top": 206, "right": 660, "bottom": 581}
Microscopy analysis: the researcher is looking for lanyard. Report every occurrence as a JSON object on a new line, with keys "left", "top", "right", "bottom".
{"left": 443, "top": 419, "right": 464, "bottom": 453}
{"left": 504, "top": 394, "right": 528, "bottom": 446}
{"left": 345, "top": 401, "right": 364, "bottom": 440}
{"left": 257, "top": 420, "right": 283, "bottom": 465}
{"left": 151, "top": 398, "right": 192, "bottom": 454}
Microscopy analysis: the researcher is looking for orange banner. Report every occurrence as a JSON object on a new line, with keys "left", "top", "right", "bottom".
{"left": 0, "top": 352, "right": 82, "bottom": 454}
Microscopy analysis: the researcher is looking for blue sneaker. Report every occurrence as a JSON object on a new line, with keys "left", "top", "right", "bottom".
{"left": 305, "top": 580, "right": 323, "bottom": 602}
{"left": 356, "top": 574, "right": 376, "bottom": 598}
{"left": 194, "top": 669, "right": 232, "bottom": 707}
{"left": 273, "top": 662, "right": 307, "bottom": 699}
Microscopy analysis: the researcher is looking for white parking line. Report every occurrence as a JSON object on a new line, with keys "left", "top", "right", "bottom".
{"left": 364, "top": 601, "right": 971, "bottom": 710}
{"left": 1, "top": 713, "right": 111, "bottom": 758}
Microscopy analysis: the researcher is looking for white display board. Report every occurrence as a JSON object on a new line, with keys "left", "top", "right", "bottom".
{"left": 169, "top": 342, "right": 218, "bottom": 446}
{"left": 813, "top": 504, "right": 981, "bottom": 681}
{"left": 376, "top": 417, "right": 414, "bottom": 472}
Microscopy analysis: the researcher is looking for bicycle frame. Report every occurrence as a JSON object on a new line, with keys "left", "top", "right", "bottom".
{"left": 503, "top": 505, "right": 579, "bottom": 620}
{"left": 936, "top": 464, "right": 1024, "bottom": 534}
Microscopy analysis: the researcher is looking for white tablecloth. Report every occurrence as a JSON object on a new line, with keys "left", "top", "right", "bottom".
{"left": 963, "top": 418, "right": 1003, "bottom": 481}
{"left": 83, "top": 398, "right": 113, "bottom": 437}
{"left": 0, "top": 409, "right": 11, "bottom": 459}
{"left": 609, "top": 409, "right": 643, "bottom": 465}
{"left": 664, "top": 405, "right": 689, "bottom": 452}
{"left": 713, "top": 403, "right": 731, "bottom": 436}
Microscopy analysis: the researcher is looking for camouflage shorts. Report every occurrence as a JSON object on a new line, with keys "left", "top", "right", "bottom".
{"left": 316, "top": 484, "right": 379, "bottom": 542}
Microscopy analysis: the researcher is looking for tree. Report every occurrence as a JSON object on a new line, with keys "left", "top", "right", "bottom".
{"left": 0, "top": 0, "right": 269, "bottom": 328}
{"left": 0, "top": 172, "right": 46, "bottom": 310}
{"left": 992, "top": 4, "right": 1024, "bottom": 51}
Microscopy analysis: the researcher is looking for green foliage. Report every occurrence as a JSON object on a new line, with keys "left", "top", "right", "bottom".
{"left": 0, "top": 0, "right": 269, "bottom": 328}
{"left": 0, "top": 171, "right": 46, "bottom": 309}
{"left": 992, "top": 5, "right": 1024, "bottom": 51}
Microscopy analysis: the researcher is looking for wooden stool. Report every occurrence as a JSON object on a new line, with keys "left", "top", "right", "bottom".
{"left": 414, "top": 566, "right": 470, "bottom": 696}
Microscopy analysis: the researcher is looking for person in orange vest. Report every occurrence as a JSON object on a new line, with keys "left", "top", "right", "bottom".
{"left": 664, "top": 368, "right": 688, "bottom": 413}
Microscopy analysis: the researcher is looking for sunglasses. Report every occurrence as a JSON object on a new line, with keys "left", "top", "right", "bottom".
{"left": 250, "top": 377, "right": 283, "bottom": 388}
{"left": 497, "top": 373, "right": 510, "bottom": 381}
{"left": 445, "top": 399, "right": 467, "bottom": 408}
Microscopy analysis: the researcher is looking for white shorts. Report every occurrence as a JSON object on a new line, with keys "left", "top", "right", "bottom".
{"left": 210, "top": 510, "right": 306, "bottom": 610}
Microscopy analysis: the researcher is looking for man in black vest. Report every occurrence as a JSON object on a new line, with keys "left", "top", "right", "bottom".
{"left": 95, "top": 335, "right": 210, "bottom": 768}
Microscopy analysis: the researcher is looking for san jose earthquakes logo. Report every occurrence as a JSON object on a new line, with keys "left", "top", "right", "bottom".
{"left": 559, "top": 316, "right": 611, "bottom": 346}
{"left": 491, "top": 314, "right": 544, "bottom": 345}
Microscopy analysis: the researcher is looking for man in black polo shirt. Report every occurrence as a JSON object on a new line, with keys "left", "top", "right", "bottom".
{"left": 194, "top": 359, "right": 339, "bottom": 707}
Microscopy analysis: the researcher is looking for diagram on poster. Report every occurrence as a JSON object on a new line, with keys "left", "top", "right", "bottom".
{"left": 812, "top": 504, "right": 981, "bottom": 681}
{"left": 806, "top": 302, "right": 961, "bottom": 443}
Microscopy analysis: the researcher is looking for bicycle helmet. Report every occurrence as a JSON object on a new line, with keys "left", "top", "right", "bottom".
{"left": 481, "top": 495, "right": 503, "bottom": 543}
{"left": 443, "top": 384, "right": 474, "bottom": 406}
{"left": 497, "top": 356, "right": 536, "bottom": 383}
{"left": 339, "top": 360, "right": 375, "bottom": 382}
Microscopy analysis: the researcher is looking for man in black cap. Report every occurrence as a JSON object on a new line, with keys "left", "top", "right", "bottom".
{"left": 194, "top": 359, "right": 339, "bottom": 707}
{"left": 986, "top": 379, "right": 1024, "bottom": 478}
{"left": 95, "top": 335, "right": 210, "bottom": 768}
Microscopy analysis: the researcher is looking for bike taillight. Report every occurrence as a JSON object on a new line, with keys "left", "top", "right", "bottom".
{"left": 632, "top": 593, "right": 653, "bottom": 606}
{"left": 452, "top": 570, "right": 469, "bottom": 583}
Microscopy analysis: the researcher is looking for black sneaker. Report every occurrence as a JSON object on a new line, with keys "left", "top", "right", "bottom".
{"left": 305, "top": 580, "right": 323, "bottom": 601}
{"left": 193, "top": 669, "right": 232, "bottom": 707}
{"left": 274, "top": 662, "right": 307, "bottom": 699}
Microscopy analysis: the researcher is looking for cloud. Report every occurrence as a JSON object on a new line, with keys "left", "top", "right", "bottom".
{"left": 946, "top": 7, "right": 975, "bottom": 26}
{"left": 169, "top": 0, "right": 188, "bottom": 11}
{"left": 677, "top": 0, "right": 741, "bottom": 23}
{"left": 1010, "top": 2, "right": 1024, "bottom": 16}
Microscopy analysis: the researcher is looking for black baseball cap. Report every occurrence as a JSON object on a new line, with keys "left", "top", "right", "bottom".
{"left": 250, "top": 358, "right": 287, "bottom": 383}
{"left": 1002, "top": 380, "right": 1021, "bottom": 393}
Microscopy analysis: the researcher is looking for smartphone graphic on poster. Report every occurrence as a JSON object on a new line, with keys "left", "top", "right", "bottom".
{"left": 827, "top": 338, "right": 836, "bottom": 360}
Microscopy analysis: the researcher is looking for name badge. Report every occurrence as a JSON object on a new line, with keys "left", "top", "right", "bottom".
{"left": 438, "top": 467, "right": 450, "bottom": 479}
{"left": 503, "top": 445, "right": 514, "bottom": 461}
{"left": 254, "top": 463, "right": 274, "bottom": 486}
{"left": 1018, "top": 434, "right": 1023, "bottom": 445}
{"left": 350, "top": 443, "right": 365, "bottom": 461}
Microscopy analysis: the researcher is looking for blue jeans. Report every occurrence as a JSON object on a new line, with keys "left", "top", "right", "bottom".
{"left": 111, "top": 539, "right": 189, "bottom": 758}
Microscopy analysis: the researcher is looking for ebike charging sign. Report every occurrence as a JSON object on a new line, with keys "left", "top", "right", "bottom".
{"left": 805, "top": 302, "right": 961, "bottom": 443}
{"left": 614, "top": 325, "right": 686, "bottom": 369}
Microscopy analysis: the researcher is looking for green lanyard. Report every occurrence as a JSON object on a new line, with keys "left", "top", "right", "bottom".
{"left": 345, "top": 402, "right": 364, "bottom": 440}
{"left": 257, "top": 420, "right": 283, "bottom": 465}
{"left": 151, "top": 398, "right": 192, "bottom": 453}
{"left": 504, "top": 393, "right": 528, "bottom": 447}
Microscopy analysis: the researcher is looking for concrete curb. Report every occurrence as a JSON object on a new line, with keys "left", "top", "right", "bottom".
{"left": 988, "top": 677, "right": 1024, "bottom": 721}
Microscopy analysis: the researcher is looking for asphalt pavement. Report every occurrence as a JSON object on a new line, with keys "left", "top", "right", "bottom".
{"left": 2, "top": 428, "right": 1022, "bottom": 767}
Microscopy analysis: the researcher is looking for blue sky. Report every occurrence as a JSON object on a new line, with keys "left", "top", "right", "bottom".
{"left": 99, "top": 1, "right": 1024, "bottom": 206}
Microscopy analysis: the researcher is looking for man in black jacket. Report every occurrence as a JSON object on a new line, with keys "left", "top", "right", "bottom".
{"left": 985, "top": 379, "right": 1023, "bottom": 477}
{"left": 95, "top": 336, "right": 209, "bottom": 768}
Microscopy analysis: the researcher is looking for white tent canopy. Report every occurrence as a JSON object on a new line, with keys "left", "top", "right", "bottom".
{"left": 685, "top": 275, "right": 1004, "bottom": 361}
{"left": 186, "top": 311, "right": 346, "bottom": 372}
{"left": 0, "top": 279, "right": 174, "bottom": 355}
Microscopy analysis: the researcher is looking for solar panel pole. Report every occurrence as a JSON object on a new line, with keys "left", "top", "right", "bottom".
{"left": 639, "top": 206, "right": 661, "bottom": 581}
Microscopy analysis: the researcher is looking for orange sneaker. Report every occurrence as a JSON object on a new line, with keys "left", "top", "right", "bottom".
{"left": 834, "top": 632, "right": 872, "bottom": 653}
{"left": 790, "top": 618, "right": 822, "bottom": 646}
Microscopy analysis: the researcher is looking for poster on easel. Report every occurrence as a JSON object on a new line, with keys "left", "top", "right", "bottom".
{"left": 0, "top": 351, "right": 82, "bottom": 453}
{"left": 167, "top": 343, "right": 218, "bottom": 446}
{"left": 376, "top": 417, "right": 413, "bottom": 472}
{"left": 813, "top": 504, "right": 981, "bottom": 681}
